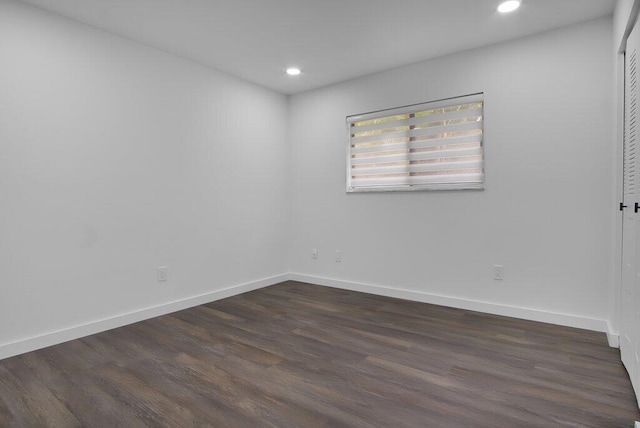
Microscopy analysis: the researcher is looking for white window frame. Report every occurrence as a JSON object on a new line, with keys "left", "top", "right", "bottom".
{"left": 346, "top": 93, "right": 484, "bottom": 193}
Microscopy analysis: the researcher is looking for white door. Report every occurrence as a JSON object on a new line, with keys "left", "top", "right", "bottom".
{"left": 622, "top": 19, "right": 640, "bottom": 400}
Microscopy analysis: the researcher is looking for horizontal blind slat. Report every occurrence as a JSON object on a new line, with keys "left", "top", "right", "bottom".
{"left": 351, "top": 146, "right": 482, "bottom": 165}
{"left": 351, "top": 160, "right": 484, "bottom": 177}
{"left": 351, "top": 173, "right": 484, "bottom": 187}
{"left": 351, "top": 121, "right": 482, "bottom": 145}
{"left": 351, "top": 107, "right": 483, "bottom": 134}
{"left": 351, "top": 133, "right": 482, "bottom": 155}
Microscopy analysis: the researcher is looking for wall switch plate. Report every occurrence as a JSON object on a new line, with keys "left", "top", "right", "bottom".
{"left": 493, "top": 265, "right": 504, "bottom": 280}
{"left": 336, "top": 250, "right": 343, "bottom": 263}
{"left": 312, "top": 249, "right": 318, "bottom": 259}
{"left": 157, "top": 266, "right": 168, "bottom": 282}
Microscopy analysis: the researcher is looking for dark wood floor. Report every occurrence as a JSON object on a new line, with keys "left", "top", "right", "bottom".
{"left": 0, "top": 281, "right": 638, "bottom": 427}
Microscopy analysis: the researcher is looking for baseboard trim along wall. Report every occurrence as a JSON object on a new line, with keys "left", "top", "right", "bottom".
{"left": 0, "top": 273, "right": 289, "bottom": 361}
{"left": 606, "top": 321, "right": 620, "bottom": 348}
{"left": 607, "top": 333, "right": 620, "bottom": 348}
{"left": 289, "top": 273, "right": 613, "bottom": 341}
{"left": 0, "top": 272, "right": 617, "bottom": 360}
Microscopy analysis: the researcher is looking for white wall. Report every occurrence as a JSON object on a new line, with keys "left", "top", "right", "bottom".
{"left": 289, "top": 18, "right": 614, "bottom": 329}
{"left": 0, "top": 0, "right": 289, "bottom": 355}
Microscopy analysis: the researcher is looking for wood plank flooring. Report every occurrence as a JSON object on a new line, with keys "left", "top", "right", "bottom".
{"left": 0, "top": 281, "right": 638, "bottom": 427}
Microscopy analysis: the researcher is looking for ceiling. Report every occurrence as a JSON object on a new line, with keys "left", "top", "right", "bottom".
{"left": 19, "top": 0, "right": 615, "bottom": 94}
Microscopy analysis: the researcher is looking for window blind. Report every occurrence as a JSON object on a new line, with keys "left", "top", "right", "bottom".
{"left": 346, "top": 93, "right": 484, "bottom": 192}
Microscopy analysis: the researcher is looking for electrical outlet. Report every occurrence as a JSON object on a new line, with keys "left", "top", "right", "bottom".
{"left": 312, "top": 249, "right": 318, "bottom": 259}
{"left": 157, "top": 266, "right": 168, "bottom": 282}
{"left": 336, "top": 250, "right": 343, "bottom": 263}
{"left": 493, "top": 265, "right": 504, "bottom": 280}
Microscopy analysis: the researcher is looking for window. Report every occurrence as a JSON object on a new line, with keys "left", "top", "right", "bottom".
{"left": 346, "top": 93, "right": 484, "bottom": 192}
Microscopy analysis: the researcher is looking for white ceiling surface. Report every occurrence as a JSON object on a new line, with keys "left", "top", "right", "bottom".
{"left": 20, "top": 0, "right": 615, "bottom": 94}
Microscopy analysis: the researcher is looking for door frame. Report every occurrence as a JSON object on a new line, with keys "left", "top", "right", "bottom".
{"left": 614, "top": 1, "right": 640, "bottom": 349}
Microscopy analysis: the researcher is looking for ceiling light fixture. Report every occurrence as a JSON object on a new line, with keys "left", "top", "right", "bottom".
{"left": 286, "top": 67, "right": 301, "bottom": 76}
{"left": 497, "top": 0, "right": 521, "bottom": 13}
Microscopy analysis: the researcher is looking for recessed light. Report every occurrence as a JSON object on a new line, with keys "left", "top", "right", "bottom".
{"left": 286, "top": 67, "right": 301, "bottom": 76}
{"left": 497, "top": 0, "right": 521, "bottom": 13}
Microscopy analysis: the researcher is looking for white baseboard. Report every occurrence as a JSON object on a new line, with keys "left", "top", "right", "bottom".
{"left": 606, "top": 320, "right": 620, "bottom": 348}
{"left": 607, "top": 332, "right": 620, "bottom": 348}
{"left": 0, "top": 273, "right": 289, "bottom": 361}
{"left": 1, "top": 272, "right": 617, "bottom": 361}
{"left": 289, "top": 273, "right": 611, "bottom": 335}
